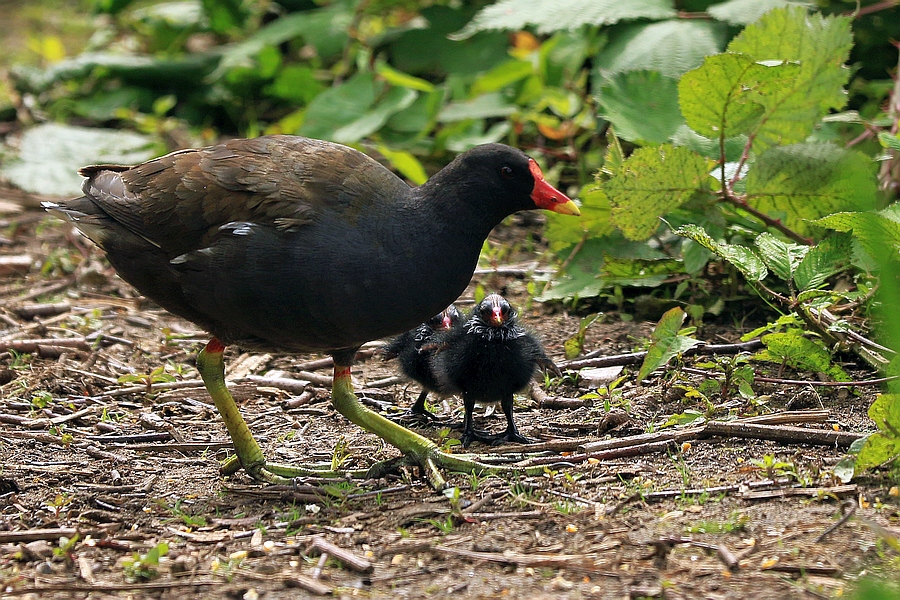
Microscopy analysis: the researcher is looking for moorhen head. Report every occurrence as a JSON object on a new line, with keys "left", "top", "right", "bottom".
{"left": 431, "top": 294, "right": 559, "bottom": 448}
{"left": 382, "top": 304, "right": 462, "bottom": 420}
{"left": 44, "top": 135, "right": 578, "bottom": 489}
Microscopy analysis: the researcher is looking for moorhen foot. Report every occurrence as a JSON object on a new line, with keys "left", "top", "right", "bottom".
{"left": 382, "top": 305, "right": 462, "bottom": 422}
{"left": 45, "top": 135, "right": 578, "bottom": 490}
{"left": 431, "top": 294, "right": 560, "bottom": 448}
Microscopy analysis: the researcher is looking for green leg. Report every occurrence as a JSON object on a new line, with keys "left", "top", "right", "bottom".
{"left": 196, "top": 339, "right": 356, "bottom": 483}
{"left": 330, "top": 359, "right": 525, "bottom": 490}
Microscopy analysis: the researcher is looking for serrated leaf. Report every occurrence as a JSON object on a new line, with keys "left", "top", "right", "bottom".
{"left": 793, "top": 233, "right": 852, "bottom": 291}
{"left": 596, "top": 71, "right": 684, "bottom": 145}
{"left": 727, "top": 6, "right": 853, "bottom": 152}
{"left": 814, "top": 211, "right": 900, "bottom": 263}
{"left": 595, "top": 20, "right": 727, "bottom": 78}
{"left": 708, "top": 0, "right": 811, "bottom": 26}
{"left": 868, "top": 393, "right": 900, "bottom": 435}
{"left": 879, "top": 132, "right": 900, "bottom": 152}
{"left": 674, "top": 224, "right": 768, "bottom": 281}
{"left": 452, "top": 0, "right": 675, "bottom": 39}
{"left": 756, "top": 331, "right": 849, "bottom": 380}
{"left": 679, "top": 53, "right": 769, "bottom": 139}
{"left": 754, "top": 232, "right": 808, "bottom": 281}
{"left": 544, "top": 186, "right": 613, "bottom": 252}
{"left": 856, "top": 432, "right": 900, "bottom": 471}
{"left": 606, "top": 145, "right": 716, "bottom": 240}
{"left": 745, "top": 142, "right": 878, "bottom": 235}
{"left": 637, "top": 307, "right": 701, "bottom": 381}
{"left": 670, "top": 125, "right": 747, "bottom": 162}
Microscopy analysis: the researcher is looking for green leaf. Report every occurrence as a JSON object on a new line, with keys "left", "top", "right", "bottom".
{"left": 375, "top": 63, "right": 435, "bottom": 92}
{"left": 564, "top": 314, "right": 601, "bottom": 359}
{"left": 376, "top": 145, "right": 428, "bottom": 185}
{"left": 544, "top": 186, "right": 613, "bottom": 251}
{"left": 606, "top": 145, "right": 716, "bottom": 240}
{"left": 471, "top": 60, "right": 534, "bottom": 96}
{"left": 856, "top": 429, "right": 900, "bottom": 471}
{"left": 868, "top": 393, "right": 900, "bottom": 435}
{"left": 755, "top": 331, "right": 849, "bottom": 380}
{"left": 674, "top": 224, "right": 768, "bottom": 281}
{"left": 298, "top": 73, "right": 377, "bottom": 140}
{"left": 727, "top": 6, "right": 853, "bottom": 152}
{"left": 745, "top": 142, "right": 878, "bottom": 235}
{"left": 452, "top": 0, "right": 675, "bottom": 39}
{"left": 266, "top": 65, "right": 324, "bottom": 104}
{"left": 596, "top": 71, "right": 684, "bottom": 145}
{"left": 815, "top": 210, "right": 900, "bottom": 262}
{"left": 0, "top": 123, "right": 158, "bottom": 196}
{"left": 879, "top": 132, "right": 900, "bottom": 152}
{"left": 637, "top": 307, "right": 702, "bottom": 381}
{"left": 594, "top": 20, "right": 727, "bottom": 78}
{"left": 679, "top": 53, "right": 769, "bottom": 139}
{"left": 439, "top": 93, "right": 518, "bottom": 122}
{"left": 792, "top": 233, "right": 851, "bottom": 291}
{"left": 331, "top": 87, "right": 418, "bottom": 144}
{"left": 670, "top": 125, "right": 747, "bottom": 162}
{"left": 708, "top": 0, "right": 810, "bottom": 26}
{"left": 754, "top": 232, "right": 808, "bottom": 282}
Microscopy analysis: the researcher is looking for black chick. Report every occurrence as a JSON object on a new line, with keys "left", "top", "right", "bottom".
{"left": 432, "top": 294, "right": 558, "bottom": 447}
{"left": 382, "top": 305, "right": 462, "bottom": 420}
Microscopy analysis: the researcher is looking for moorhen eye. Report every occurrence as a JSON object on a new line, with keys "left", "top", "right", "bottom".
{"left": 44, "top": 136, "right": 577, "bottom": 490}
{"left": 499, "top": 166, "right": 514, "bottom": 179}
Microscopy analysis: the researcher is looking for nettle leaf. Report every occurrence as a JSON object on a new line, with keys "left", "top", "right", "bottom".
{"left": 606, "top": 145, "right": 716, "bottom": 240}
{"left": 670, "top": 125, "right": 747, "bottom": 162}
{"left": 754, "top": 232, "right": 809, "bottom": 282}
{"left": 856, "top": 432, "right": 900, "bottom": 471}
{"left": 637, "top": 307, "right": 702, "bottom": 381}
{"left": 815, "top": 211, "right": 900, "bottom": 263}
{"left": 544, "top": 186, "right": 613, "bottom": 252}
{"left": 793, "top": 233, "right": 852, "bottom": 291}
{"left": 452, "top": 0, "right": 675, "bottom": 39}
{"left": 880, "top": 132, "right": 900, "bottom": 152}
{"left": 727, "top": 6, "right": 852, "bottom": 152}
{"left": 756, "top": 331, "right": 849, "bottom": 380}
{"left": 596, "top": 71, "right": 684, "bottom": 145}
{"left": 868, "top": 393, "right": 900, "bottom": 435}
{"left": 745, "top": 142, "right": 878, "bottom": 236}
{"left": 595, "top": 20, "right": 727, "bottom": 78}
{"left": 679, "top": 53, "right": 771, "bottom": 139}
{"left": 708, "top": 0, "right": 810, "bottom": 26}
{"left": 674, "top": 224, "right": 768, "bottom": 281}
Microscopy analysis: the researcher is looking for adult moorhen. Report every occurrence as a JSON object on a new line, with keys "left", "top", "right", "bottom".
{"left": 44, "top": 135, "right": 578, "bottom": 490}
{"left": 382, "top": 305, "right": 462, "bottom": 421}
{"left": 431, "top": 294, "right": 559, "bottom": 447}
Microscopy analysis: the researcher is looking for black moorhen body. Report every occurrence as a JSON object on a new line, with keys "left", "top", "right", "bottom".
{"left": 382, "top": 305, "right": 462, "bottom": 420}
{"left": 432, "top": 294, "right": 558, "bottom": 448}
{"left": 44, "top": 135, "right": 578, "bottom": 489}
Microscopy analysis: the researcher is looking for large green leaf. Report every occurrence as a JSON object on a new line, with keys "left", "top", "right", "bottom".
{"left": 544, "top": 186, "right": 613, "bottom": 251}
{"left": 298, "top": 73, "right": 377, "bottom": 140}
{"left": 815, "top": 210, "right": 900, "bottom": 263}
{"left": 452, "top": 0, "right": 675, "bottom": 38}
{"left": 637, "top": 307, "right": 702, "bottom": 381}
{"left": 438, "top": 93, "right": 518, "bottom": 122}
{"left": 0, "top": 123, "right": 159, "bottom": 196}
{"left": 331, "top": 87, "right": 418, "bottom": 144}
{"left": 745, "top": 142, "right": 878, "bottom": 236}
{"left": 756, "top": 331, "right": 849, "bottom": 380}
{"left": 708, "top": 0, "right": 811, "bottom": 25}
{"left": 669, "top": 126, "right": 747, "bottom": 162}
{"left": 596, "top": 71, "right": 684, "bottom": 145}
{"left": 754, "top": 232, "right": 808, "bottom": 282}
{"left": 679, "top": 53, "right": 773, "bottom": 139}
{"left": 792, "top": 233, "right": 851, "bottom": 291}
{"left": 727, "top": 6, "right": 852, "bottom": 152}
{"left": 674, "top": 224, "right": 768, "bottom": 282}
{"left": 594, "top": 20, "right": 727, "bottom": 78}
{"left": 606, "top": 145, "right": 716, "bottom": 240}
{"left": 856, "top": 394, "right": 900, "bottom": 470}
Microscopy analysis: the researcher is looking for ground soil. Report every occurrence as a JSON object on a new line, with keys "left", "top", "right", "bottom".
{"left": 0, "top": 203, "right": 897, "bottom": 599}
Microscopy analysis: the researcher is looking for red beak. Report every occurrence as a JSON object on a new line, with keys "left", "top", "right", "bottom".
{"left": 491, "top": 305, "right": 504, "bottom": 326}
{"left": 529, "top": 159, "right": 580, "bottom": 216}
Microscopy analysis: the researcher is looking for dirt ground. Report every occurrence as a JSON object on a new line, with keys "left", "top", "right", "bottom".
{"left": 0, "top": 202, "right": 898, "bottom": 599}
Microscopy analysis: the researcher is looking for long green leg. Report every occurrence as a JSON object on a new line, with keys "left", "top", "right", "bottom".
{"left": 196, "top": 339, "right": 353, "bottom": 483}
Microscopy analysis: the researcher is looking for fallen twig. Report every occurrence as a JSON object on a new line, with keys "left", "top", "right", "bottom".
{"left": 309, "top": 536, "right": 374, "bottom": 573}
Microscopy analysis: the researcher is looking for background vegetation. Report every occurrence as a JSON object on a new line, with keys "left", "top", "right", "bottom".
{"left": 3, "top": 0, "right": 900, "bottom": 566}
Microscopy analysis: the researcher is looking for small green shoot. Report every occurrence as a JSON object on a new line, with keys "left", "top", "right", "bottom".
{"left": 122, "top": 541, "right": 169, "bottom": 582}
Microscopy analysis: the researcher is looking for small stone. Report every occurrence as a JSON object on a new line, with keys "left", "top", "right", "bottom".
{"left": 35, "top": 561, "right": 54, "bottom": 575}
{"left": 23, "top": 540, "right": 53, "bottom": 559}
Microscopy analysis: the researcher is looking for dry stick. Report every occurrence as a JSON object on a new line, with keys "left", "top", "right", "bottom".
{"left": 814, "top": 501, "right": 857, "bottom": 543}
{"left": 1, "top": 582, "right": 217, "bottom": 597}
{"left": 567, "top": 339, "right": 764, "bottom": 369}
{"left": 0, "top": 528, "right": 102, "bottom": 543}
{"left": 740, "top": 484, "right": 857, "bottom": 500}
{"left": 702, "top": 421, "right": 862, "bottom": 447}
{"left": 287, "top": 575, "right": 333, "bottom": 596}
{"left": 308, "top": 536, "right": 374, "bottom": 573}
{"left": 0, "top": 338, "right": 91, "bottom": 352}
{"left": 647, "top": 537, "right": 739, "bottom": 571}
{"left": 433, "top": 545, "right": 615, "bottom": 575}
